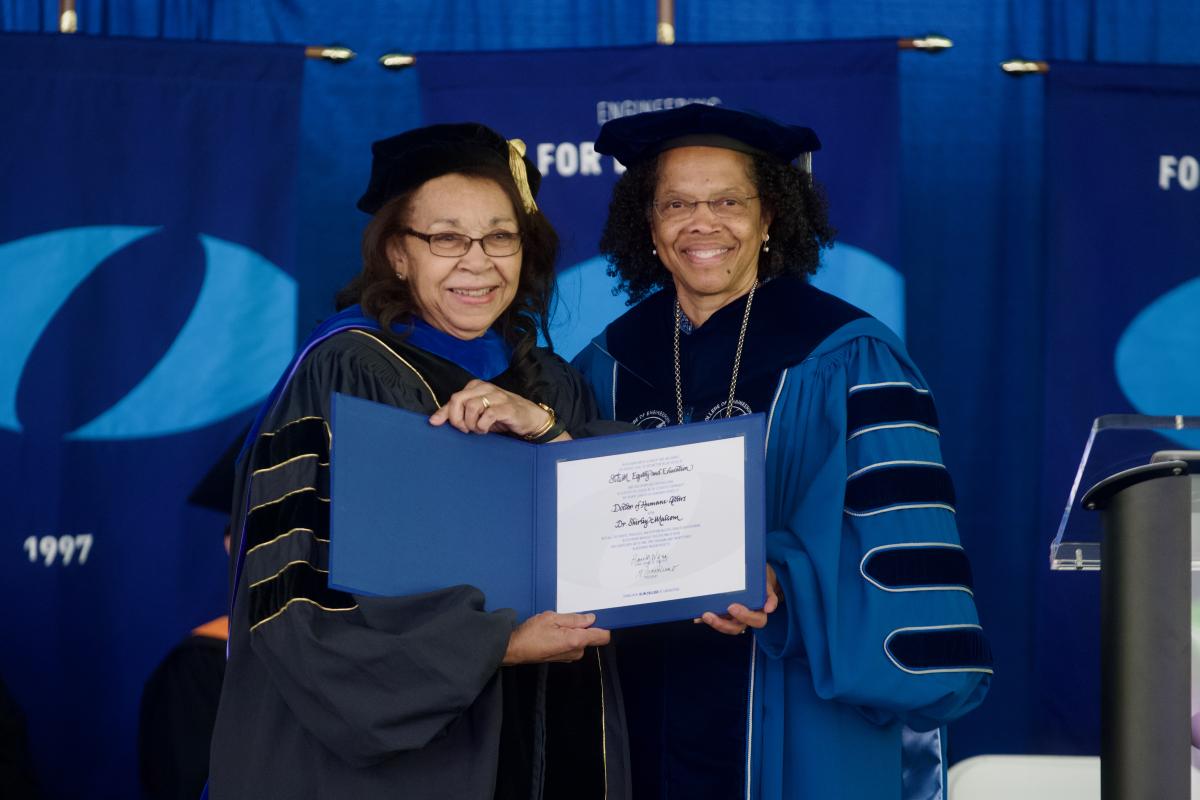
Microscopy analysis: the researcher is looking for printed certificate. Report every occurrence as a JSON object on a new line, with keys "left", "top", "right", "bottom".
{"left": 330, "top": 393, "right": 765, "bottom": 628}
{"left": 556, "top": 437, "right": 746, "bottom": 613}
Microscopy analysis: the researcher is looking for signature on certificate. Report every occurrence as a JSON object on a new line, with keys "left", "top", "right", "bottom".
{"left": 630, "top": 551, "right": 680, "bottom": 580}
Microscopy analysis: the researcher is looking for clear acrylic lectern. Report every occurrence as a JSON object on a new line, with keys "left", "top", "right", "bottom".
{"left": 1051, "top": 414, "right": 1200, "bottom": 800}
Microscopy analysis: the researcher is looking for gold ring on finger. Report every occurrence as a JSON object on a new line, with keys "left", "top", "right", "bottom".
{"left": 480, "top": 396, "right": 491, "bottom": 409}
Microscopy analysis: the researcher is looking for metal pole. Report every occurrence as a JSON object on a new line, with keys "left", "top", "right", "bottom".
{"left": 898, "top": 35, "right": 953, "bottom": 52}
{"left": 1099, "top": 473, "right": 1190, "bottom": 800}
{"left": 1001, "top": 60, "right": 1050, "bottom": 75}
{"left": 657, "top": 0, "right": 675, "bottom": 45}
{"left": 59, "top": 0, "right": 77, "bottom": 33}
{"left": 378, "top": 53, "right": 417, "bottom": 70}
{"left": 304, "top": 46, "right": 356, "bottom": 63}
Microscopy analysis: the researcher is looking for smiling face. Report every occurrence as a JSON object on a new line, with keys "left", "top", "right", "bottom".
{"left": 650, "top": 146, "right": 771, "bottom": 323}
{"left": 386, "top": 173, "right": 521, "bottom": 340}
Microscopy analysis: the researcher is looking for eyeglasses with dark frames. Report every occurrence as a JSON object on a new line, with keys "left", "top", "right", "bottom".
{"left": 402, "top": 228, "right": 523, "bottom": 257}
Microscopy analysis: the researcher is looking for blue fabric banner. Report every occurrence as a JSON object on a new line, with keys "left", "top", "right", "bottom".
{"left": 0, "top": 33, "right": 302, "bottom": 799}
{"left": 416, "top": 39, "right": 901, "bottom": 359}
{"left": 1037, "top": 61, "right": 1200, "bottom": 752}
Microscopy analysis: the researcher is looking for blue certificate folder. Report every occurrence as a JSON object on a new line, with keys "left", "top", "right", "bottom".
{"left": 328, "top": 392, "right": 766, "bottom": 629}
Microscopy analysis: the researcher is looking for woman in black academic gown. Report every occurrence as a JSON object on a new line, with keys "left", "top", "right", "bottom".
{"left": 209, "top": 123, "right": 630, "bottom": 799}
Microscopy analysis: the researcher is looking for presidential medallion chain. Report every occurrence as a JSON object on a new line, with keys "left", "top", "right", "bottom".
{"left": 674, "top": 281, "right": 758, "bottom": 425}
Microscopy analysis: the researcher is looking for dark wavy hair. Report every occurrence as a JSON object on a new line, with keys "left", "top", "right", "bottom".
{"left": 335, "top": 161, "right": 559, "bottom": 398}
{"left": 599, "top": 152, "right": 836, "bottom": 304}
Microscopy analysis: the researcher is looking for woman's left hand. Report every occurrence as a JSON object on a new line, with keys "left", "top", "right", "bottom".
{"left": 430, "top": 379, "right": 567, "bottom": 440}
{"left": 700, "top": 563, "right": 782, "bottom": 635}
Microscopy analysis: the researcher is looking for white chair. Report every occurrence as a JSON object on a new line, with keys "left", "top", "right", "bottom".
{"left": 946, "top": 755, "right": 1100, "bottom": 800}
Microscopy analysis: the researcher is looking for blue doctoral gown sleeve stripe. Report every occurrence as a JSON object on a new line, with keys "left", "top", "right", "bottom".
{"left": 750, "top": 318, "right": 990, "bottom": 799}
{"left": 754, "top": 320, "right": 992, "bottom": 695}
{"left": 844, "top": 463, "right": 957, "bottom": 515}
{"left": 846, "top": 384, "right": 940, "bottom": 437}
{"left": 885, "top": 625, "right": 993, "bottom": 674}
{"left": 861, "top": 544, "right": 975, "bottom": 593}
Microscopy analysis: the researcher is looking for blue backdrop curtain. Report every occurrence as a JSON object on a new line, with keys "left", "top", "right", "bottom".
{"left": 1036, "top": 60, "right": 1200, "bottom": 752}
{"left": 0, "top": 30, "right": 302, "bottom": 800}
{"left": 2, "top": 2, "right": 1200, "bottom": 797}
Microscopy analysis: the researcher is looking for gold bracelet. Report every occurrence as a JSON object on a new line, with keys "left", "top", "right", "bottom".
{"left": 523, "top": 403, "right": 556, "bottom": 441}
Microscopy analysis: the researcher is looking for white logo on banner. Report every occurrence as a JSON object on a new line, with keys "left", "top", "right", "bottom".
{"left": 1115, "top": 274, "right": 1200, "bottom": 449}
{"left": 1159, "top": 155, "right": 1199, "bottom": 190}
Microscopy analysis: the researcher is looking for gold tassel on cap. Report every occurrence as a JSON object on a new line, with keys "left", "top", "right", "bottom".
{"left": 507, "top": 139, "right": 539, "bottom": 214}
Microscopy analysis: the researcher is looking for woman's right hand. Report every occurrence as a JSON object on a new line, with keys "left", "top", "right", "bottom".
{"left": 431, "top": 379, "right": 567, "bottom": 441}
{"left": 502, "top": 611, "right": 610, "bottom": 665}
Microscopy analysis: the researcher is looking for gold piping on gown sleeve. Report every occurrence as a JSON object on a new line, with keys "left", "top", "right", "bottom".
{"left": 252, "top": 452, "right": 330, "bottom": 477}
{"left": 245, "top": 527, "right": 328, "bottom": 557}
{"left": 248, "top": 559, "right": 330, "bottom": 590}
{"left": 247, "top": 485, "right": 330, "bottom": 515}
{"left": 259, "top": 415, "right": 332, "bottom": 446}
{"left": 247, "top": 328, "right": 443, "bottom": 633}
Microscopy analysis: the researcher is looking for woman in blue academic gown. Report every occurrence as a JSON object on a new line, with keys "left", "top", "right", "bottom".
{"left": 572, "top": 104, "right": 992, "bottom": 799}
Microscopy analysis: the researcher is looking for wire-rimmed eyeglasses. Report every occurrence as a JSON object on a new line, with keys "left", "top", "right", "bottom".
{"left": 652, "top": 196, "right": 760, "bottom": 222}
{"left": 402, "top": 228, "right": 523, "bottom": 257}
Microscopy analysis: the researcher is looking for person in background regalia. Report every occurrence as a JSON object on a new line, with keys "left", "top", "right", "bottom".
{"left": 0, "top": 673, "right": 39, "bottom": 800}
{"left": 138, "top": 436, "right": 241, "bottom": 800}
{"left": 137, "top": 532, "right": 228, "bottom": 800}
{"left": 572, "top": 104, "right": 993, "bottom": 799}
{"left": 209, "top": 123, "right": 630, "bottom": 799}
